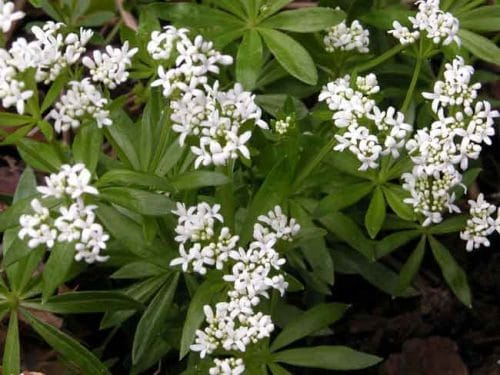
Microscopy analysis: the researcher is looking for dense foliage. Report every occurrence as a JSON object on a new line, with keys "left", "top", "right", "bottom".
{"left": 0, "top": 0, "right": 499, "bottom": 373}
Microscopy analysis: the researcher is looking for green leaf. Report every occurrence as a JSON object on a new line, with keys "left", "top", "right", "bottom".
{"left": 236, "top": 30, "right": 263, "bottom": 90}
{"left": 428, "top": 215, "right": 468, "bottom": 234}
{"left": 216, "top": 0, "right": 247, "bottom": 19}
{"left": 331, "top": 246, "right": 417, "bottom": 297}
{"left": 383, "top": 184, "right": 415, "bottom": 221}
{"left": 269, "top": 364, "right": 292, "bottom": 375}
{"left": 41, "top": 241, "right": 75, "bottom": 301}
{"left": 273, "top": 346, "right": 382, "bottom": 370}
{"left": 179, "top": 276, "right": 226, "bottom": 359}
{"left": 375, "top": 229, "right": 421, "bottom": 259}
{"left": 3, "top": 310, "right": 20, "bottom": 375}
{"left": 132, "top": 273, "right": 179, "bottom": 364}
{"left": 17, "top": 139, "right": 62, "bottom": 173}
{"left": 428, "top": 236, "right": 472, "bottom": 307}
{"left": 0, "top": 112, "right": 34, "bottom": 126}
{"left": 458, "top": 6, "right": 500, "bottom": 31}
{"left": 256, "top": 94, "right": 309, "bottom": 120}
{"left": 139, "top": 89, "right": 163, "bottom": 171}
{"left": 72, "top": 125, "right": 103, "bottom": 173}
{"left": 320, "top": 212, "right": 374, "bottom": 260}
{"left": 111, "top": 261, "right": 166, "bottom": 279}
{"left": 99, "top": 187, "right": 174, "bottom": 216}
{"left": 258, "top": 28, "right": 317, "bottom": 85}
{"left": 361, "top": 7, "right": 415, "bottom": 29}
{"left": 78, "top": 11, "right": 115, "bottom": 26}
{"left": 316, "top": 182, "right": 373, "bottom": 216}
{"left": 100, "top": 275, "right": 169, "bottom": 329}
{"left": 364, "top": 187, "right": 386, "bottom": 239}
{"left": 97, "top": 169, "right": 173, "bottom": 192}
{"left": 459, "top": 29, "right": 500, "bottom": 65}
{"left": 105, "top": 110, "right": 140, "bottom": 170}
{"left": 26, "top": 291, "right": 142, "bottom": 314}
{"left": 398, "top": 235, "right": 426, "bottom": 294}
{"left": 151, "top": 3, "right": 244, "bottom": 28}
{"left": 7, "top": 247, "right": 44, "bottom": 294}
{"left": 240, "top": 156, "right": 294, "bottom": 243}
{"left": 13, "top": 166, "right": 37, "bottom": 203}
{"left": 41, "top": 72, "right": 67, "bottom": 112}
{"left": 271, "top": 303, "right": 349, "bottom": 352}
{"left": 258, "top": 0, "right": 293, "bottom": 20}
{"left": 21, "top": 309, "right": 110, "bottom": 374}
{"left": 96, "top": 204, "right": 165, "bottom": 260}
{"left": 261, "top": 7, "right": 344, "bottom": 32}
{"left": 171, "top": 171, "right": 230, "bottom": 191}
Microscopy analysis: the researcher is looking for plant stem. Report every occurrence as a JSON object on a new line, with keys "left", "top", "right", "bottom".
{"left": 354, "top": 44, "right": 405, "bottom": 74}
{"left": 292, "top": 136, "right": 336, "bottom": 191}
{"left": 401, "top": 56, "right": 422, "bottom": 113}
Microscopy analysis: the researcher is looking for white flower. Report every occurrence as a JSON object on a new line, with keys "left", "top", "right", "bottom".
{"left": 37, "top": 163, "right": 99, "bottom": 199}
{"left": 391, "top": 0, "right": 460, "bottom": 46}
{"left": 48, "top": 78, "right": 111, "bottom": 132}
{"left": 388, "top": 21, "right": 420, "bottom": 45}
{"left": 324, "top": 20, "right": 369, "bottom": 53}
{"left": 18, "top": 199, "right": 57, "bottom": 249}
{"left": 209, "top": 358, "right": 245, "bottom": 375}
{"left": 0, "top": 0, "right": 23, "bottom": 33}
{"left": 460, "top": 194, "right": 498, "bottom": 251}
{"left": 82, "top": 41, "right": 138, "bottom": 89}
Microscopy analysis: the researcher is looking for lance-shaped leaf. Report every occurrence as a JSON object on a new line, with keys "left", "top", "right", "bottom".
{"left": 261, "top": 7, "right": 344, "bottom": 32}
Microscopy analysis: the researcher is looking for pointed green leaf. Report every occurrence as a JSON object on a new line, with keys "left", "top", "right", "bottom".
{"left": 428, "top": 236, "right": 472, "bottom": 307}
{"left": 21, "top": 309, "right": 110, "bottom": 374}
{"left": 258, "top": 28, "right": 317, "bottom": 85}
{"left": 271, "top": 303, "right": 349, "bottom": 352}
{"left": 459, "top": 29, "right": 500, "bottom": 65}
{"left": 132, "top": 273, "right": 179, "bottom": 364}
{"left": 42, "top": 241, "right": 75, "bottom": 301}
{"left": 72, "top": 125, "right": 102, "bottom": 173}
{"left": 273, "top": 346, "right": 382, "bottom": 370}
{"left": 97, "top": 169, "right": 174, "bottom": 192}
{"left": 236, "top": 30, "right": 263, "bottom": 90}
{"left": 99, "top": 187, "right": 175, "bottom": 216}
{"left": 383, "top": 184, "right": 415, "bottom": 221}
{"left": 375, "top": 230, "right": 421, "bottom": 259}
{"left": 261, "top": 7, "right": 344, "bottom": 32}
{"left": 316, "top": 182, "right": 373, "bottom": 216}
{"left": 365, "top": 187, "right": 386, "bottom": 239}
{"left": 171, "top": 171, "right": 230, "bottom": 191}
{"left": 398, "top": 235, "right": 426, "bottom": 294}
{"left": 3, "top": 310, "right": 20, "bottom": 375}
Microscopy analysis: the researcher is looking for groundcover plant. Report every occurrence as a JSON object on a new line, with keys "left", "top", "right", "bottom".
{"left": 0, "top": 0, "right": 499, "bottom": 373}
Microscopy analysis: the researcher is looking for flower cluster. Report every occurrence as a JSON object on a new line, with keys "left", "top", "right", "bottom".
{"left": 18, "top": 164, "right": 109, "bottom": 263}
{"left": 149, "top": 26, "right": 267, "bottom": 168}
{"left": 389, "top": 0, "right": 460, "bottom": 46}
{"left": 48, "top": 78, "right": 112, "bottom": 133}
{"left": 82, "top": 41, "right": 137, "bottom": 89}
{"left": 460, "top": 194, "right": 500, "bottom": 251}
{"left": 0, "top": 0, "right": 23, "bottom": 33}
{"left": 0, "top": 22, "right": 93, "bottom": 114}
{"left": 170, "top": 202, "right": 239, "bottom": 274}
{"left": 149, "top": 26, "right": 233, "bottom": 99}
{"left": 170, "top": 204, "right": 299, "bottom": 373}
{"left": 272, "top": 115, "right": 293, "bottom": 135}
{"left": 324, "top": 20, "right": 370, "bottom": 54}
{"left": 402, "top": 56, "right": 499, "bottom": 226}
{"left": 319, "top": 73, "right": 412, "bottom": 170}
{"left": 209, "top": 357, "right": 245, "bottom": 375}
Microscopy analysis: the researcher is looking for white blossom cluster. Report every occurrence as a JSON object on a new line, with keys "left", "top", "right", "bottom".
{"left": 0, "top": 21, "right": 93, "bottom": 114}
{"left": 319, "top": 73, "right": 412, "bottom": 170}
{"left": 148, "top": 26, "right": 267, "bottom": 168}
{"left": 47, "top": 78, "right": 112, "bottom": 133}
{"left": 170, "top": 202, "right": 239, "bottom": 274}
{"left": 82, "top": 41, "right": 137, "bottom": 89}
{"left": 460, "top": 194, "right": 500, "bottom": 251}
{"left": 389, "top": 0, "right": 460, "bottom": 46}
{"left": 273, "top": 115, "right": 293, "bottom": 135}
{"left": 171, "top": 81, "right": 268, "bottom": 168}
{"left": 209, "top": 357, "right": 245, "bottom": 375}
{"left": 170, "top": 203, "right": 300, "bottom": 372}
{"left": 0, "top": 0, "right": 23, "bottom": 33}
{"left": 149, "top": 26, "right": 233, "bottom": 99}
{"left": 324, "top": 20, "right": 370, "bottom": 53}
{"left": 18, "top": 164, "right": 109, "bottom": 263}
{"left": 402, "top": 56, "right": 499, "bottom": 226}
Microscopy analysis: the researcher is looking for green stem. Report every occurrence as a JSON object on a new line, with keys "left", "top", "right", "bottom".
{"left": 354, "top": 44, "right": 405, "bottom": 74}
{"left": 292, "top": 137, "right": 336, "bottom": 191}
{"left": 401, "top": 56, "right": 422, "bottom": 113}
